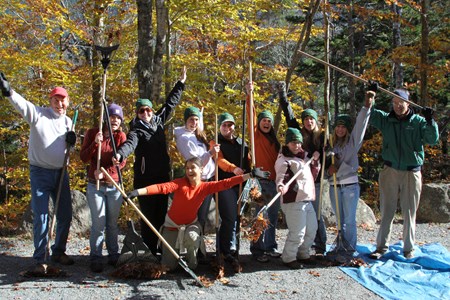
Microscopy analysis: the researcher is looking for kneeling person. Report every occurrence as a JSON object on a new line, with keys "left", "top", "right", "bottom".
{"left": 127, "top": 157, "right": 266, "bottom": 270}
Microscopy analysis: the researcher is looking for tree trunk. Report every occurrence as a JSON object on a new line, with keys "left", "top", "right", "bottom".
{"left": 392, "top": 3, "right": 404, "bottom": 88}
{"left": 91, "top": 2, "right": 107, "bottom": 125}
{"left": 323, "top": 0, "right": 331, "bottom": 123}
{"left": 347, "top": 0, "right": 356, "bottom": 118}
{"left": 151, "top": 0, "right": 167, "bottom": 104}
{"left": 274, "top": 0, "right": 321, "bottom": 133}
{"left": 284, "top": 0, "right": 321, "bottom": 86}
{"left": 137, "top": 0, "right": 154, "bottom": 99}
{"left": 420, "top": 0, "right": 430, "bottom": 107}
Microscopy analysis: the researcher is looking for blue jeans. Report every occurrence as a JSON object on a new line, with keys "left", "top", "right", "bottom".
{"left": 312, "top": 182, "right": 327, "bottom": 253}
{"left": 218, "top": 185, "right": 239, "bottom": 255}
{"left": 329, "top": 183, "right": 360, "bottom": 250}
{"left": 250, "top": 179, "right": 279, "bottom": 256}
{"left": 30, "top": 165, "right": 72, "bottom": 262}
{"left": 87, "top": 182, "right": 123, "bottom": 260}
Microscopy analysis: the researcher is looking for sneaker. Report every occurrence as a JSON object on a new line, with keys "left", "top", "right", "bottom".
{"left": 51, "top": 253, "right": 74, "bottom": 265}
{"left": 255, "top": 254, "right": 269, "bottom": 263}
{"left": 283, "top": 260, "right": 303, "bottom": 270}
{"left": 369, "top": 249, "right": 387, "bottom": 260}
{"left": 90, "top": 261, "right": 103, "bottom": 273}
{"left": 404, "top": 251, "right": 414, "bottom": 259}
{"left": 265, "top": 250, "right": 282, "bottom": 258}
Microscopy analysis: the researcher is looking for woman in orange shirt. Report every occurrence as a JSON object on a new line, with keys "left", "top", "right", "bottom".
{"left": 126, "top": 157, "right": 263, "bottom": 271}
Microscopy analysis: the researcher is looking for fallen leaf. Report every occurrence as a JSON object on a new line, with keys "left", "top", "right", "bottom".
{"left": 308, "top": 270, "right": 321, "bottom": 277}
{"left": 218, "top": 277, "right": 230, "bottom": 285}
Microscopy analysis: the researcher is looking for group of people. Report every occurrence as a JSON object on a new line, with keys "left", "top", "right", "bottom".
{"left": 0, "top": 69, "right": 439, "bottom": 275}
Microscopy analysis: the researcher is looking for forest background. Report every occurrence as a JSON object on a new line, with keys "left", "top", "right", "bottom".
{"left": 0, "top": 0, "right": 448, "bottom": 232}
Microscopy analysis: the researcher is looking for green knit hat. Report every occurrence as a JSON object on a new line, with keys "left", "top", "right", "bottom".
{"left": 257, "top": 110, "right": 274, "bottom": 124}
{"left": 285, "top": 127, "right": 303, "bottom": 144}
{"left": 334, "top": 114, "right": 352, "bottom": 130}
{"left": 218, "top": 112, "right": 235, "bottom": 125}
{"left": 135, "top": 98, "right": 153, "bottom": 109}
{"left": 301, "top": 108, "right": 318, "bottom": 123}
{"left": 184, "top": 106, "right": 201, "bottom": 122}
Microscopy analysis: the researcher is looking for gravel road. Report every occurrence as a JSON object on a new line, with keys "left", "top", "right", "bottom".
{"left": 1, "top": 222, "right": 449, "bottom": 300}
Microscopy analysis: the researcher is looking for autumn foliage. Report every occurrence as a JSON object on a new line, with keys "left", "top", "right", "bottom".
{"left": 0, "top": 0, "right": 448, "bottom": 234}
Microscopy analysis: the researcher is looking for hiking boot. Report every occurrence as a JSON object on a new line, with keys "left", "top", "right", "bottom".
{"left": 314, "top": 252, "right": 325, "bottom": 260}
{"left": 51, "top": 253, "right": 74, "bottom": 265}
{"left": 265, "top": 249, "right": 282, "bottom": 258}
{"left": 224, "top": 254, "right": 238, "bottom": 264}
{"left": 108, "top": 254, "right": 120, "bottom": 267}
{"left": 90, "top": 261, "right": 103, "bottom": 273}
{"left": 224, "top": 254, "right": 242, "bottom": 272}
{"left": 283, "top": 260, "right": 303, "bottom": 270}
{"left": 404, "top": 250, "right": 414, "bottom": 259}
{"left": 369, "top": 249, "right": 387, "bottom": 260}
{"left": 255, "top": 254, "right": 269, "bottom": 263}
{"left": 297, "top": 257, "right": 316, "bottom": 266}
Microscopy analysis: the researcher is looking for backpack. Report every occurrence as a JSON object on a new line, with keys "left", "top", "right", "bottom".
{"left": 282, "top": 161, "right": 299, "bottom": 203}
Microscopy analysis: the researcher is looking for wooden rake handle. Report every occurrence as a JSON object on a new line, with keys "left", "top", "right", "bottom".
{"left": 100, "top": 167, "right": 180, "bottom": 260}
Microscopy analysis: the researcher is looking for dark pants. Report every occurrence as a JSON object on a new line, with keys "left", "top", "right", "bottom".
{"left": 197, "top": 193, "right": 213, "bottom": 233}
{"left": 136, "top": 193, "right": 168, "bottom": 255}
{"left": 218, "top": 185, "right": 239, "bottom": 255}
{"left": 312, "top": 182, "right": 327, "bottom": 253}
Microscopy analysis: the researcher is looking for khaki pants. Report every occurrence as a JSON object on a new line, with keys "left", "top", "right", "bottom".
{"left": 376, "top": 165, "right": 422, "bottom": 253}
{"left": 160, "top": 223, "right": 202, "bottom": 271}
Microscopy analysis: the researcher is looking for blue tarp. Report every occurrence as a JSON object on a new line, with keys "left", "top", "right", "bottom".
{"left": 340, "top": 242, "right": 450, "bottom": 300}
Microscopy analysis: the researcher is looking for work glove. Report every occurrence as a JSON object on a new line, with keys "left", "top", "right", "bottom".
{"left": 421, "top": 106, "right": 434, "bottom": 126}
{"left": 367, "top": 80, "right": 379, "bottom": 93}
{"left": 127, "top": 190, "right": 139, "bottom": 199}
{"left": 275, "top": 81, "right": 286, "bottom": 93}
{"left": 251, "top": 167, "right": 270, "bottom": 179}
{"left": 0, "top": 72, "right": 12, "bottom": 97}
{"left": 327, "top": 164, "right": 338, "bottom": 176}
{"left": 65, "top": 131, "right": 77, "bottom": 146}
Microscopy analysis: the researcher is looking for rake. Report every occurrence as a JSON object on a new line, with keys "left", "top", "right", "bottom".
{"left": 101, "top": 168, "right": 205, "bottom": 287}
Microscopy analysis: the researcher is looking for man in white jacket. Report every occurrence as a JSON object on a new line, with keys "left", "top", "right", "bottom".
{"left": 1, "top": 72, "right": 76, "bottom": 272}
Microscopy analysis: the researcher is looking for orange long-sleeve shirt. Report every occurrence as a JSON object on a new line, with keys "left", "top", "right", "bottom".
{"left": 246, "top": 96, "right": 278, "bottom": 180}
{"left": 144, "top": 175, "right": 244, "bottom": 225}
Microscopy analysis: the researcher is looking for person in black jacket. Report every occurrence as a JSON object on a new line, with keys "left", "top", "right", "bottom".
{"left": 209, "top": 112, "right": 250, "bottom": 265}
{"left": 277, "top": 82, "right": 327, "bottom": 257}
{"left": 113, "top": 67, "right": 186, "bottom": 256}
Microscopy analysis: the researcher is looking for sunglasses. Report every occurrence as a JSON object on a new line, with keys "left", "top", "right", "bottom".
{"left": 138, "top": 107, "right": 152, "bottom": 114}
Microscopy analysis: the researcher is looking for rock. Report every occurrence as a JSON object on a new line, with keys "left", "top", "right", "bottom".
{"left": 319, "top": 181, "right": 377, "bottom": 228}
{"left": 417, "top": 183, "right": 450, "bottom": 223}
{"left": 18, "top": 190, "right": 91, "bottom": 236}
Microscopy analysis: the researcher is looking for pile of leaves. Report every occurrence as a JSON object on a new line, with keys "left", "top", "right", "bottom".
{"left": 249, "top": 186, "right": 264, "bottom": 205}
{"left": 110, "top": 261, "right": 169, "bottom": 280}
{"left": 240, "top": 214, "right": 269, "bottom": 242}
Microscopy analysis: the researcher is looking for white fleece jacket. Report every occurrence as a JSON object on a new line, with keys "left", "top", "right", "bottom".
{"left": 7, "top": 91, "right": 71, "bottom": 169}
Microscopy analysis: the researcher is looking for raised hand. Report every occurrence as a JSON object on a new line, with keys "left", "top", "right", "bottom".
{"left": 0, "top": 72, "right": 12, "bottom": 97}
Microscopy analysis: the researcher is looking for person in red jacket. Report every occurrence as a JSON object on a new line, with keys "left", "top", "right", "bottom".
{"left": 80, "top": 104, "right": 127, "bottom": 273}
{"left": 126, "top": 157, "right": 267, "bottom": 271}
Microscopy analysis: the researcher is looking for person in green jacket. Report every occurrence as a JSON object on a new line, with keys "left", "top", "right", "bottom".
{"left": 369, "top": 89, "right": 439, "bottom": 260}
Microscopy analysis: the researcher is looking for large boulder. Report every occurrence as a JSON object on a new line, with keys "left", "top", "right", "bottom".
{"left": 18, "top": 190, "right": 91, "bottom": 236}
{"left": 319, "top": 181, "right": 377, "bottom": 228}
{"left": 417, "top": 183, "right": 450, "bottom": 223}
